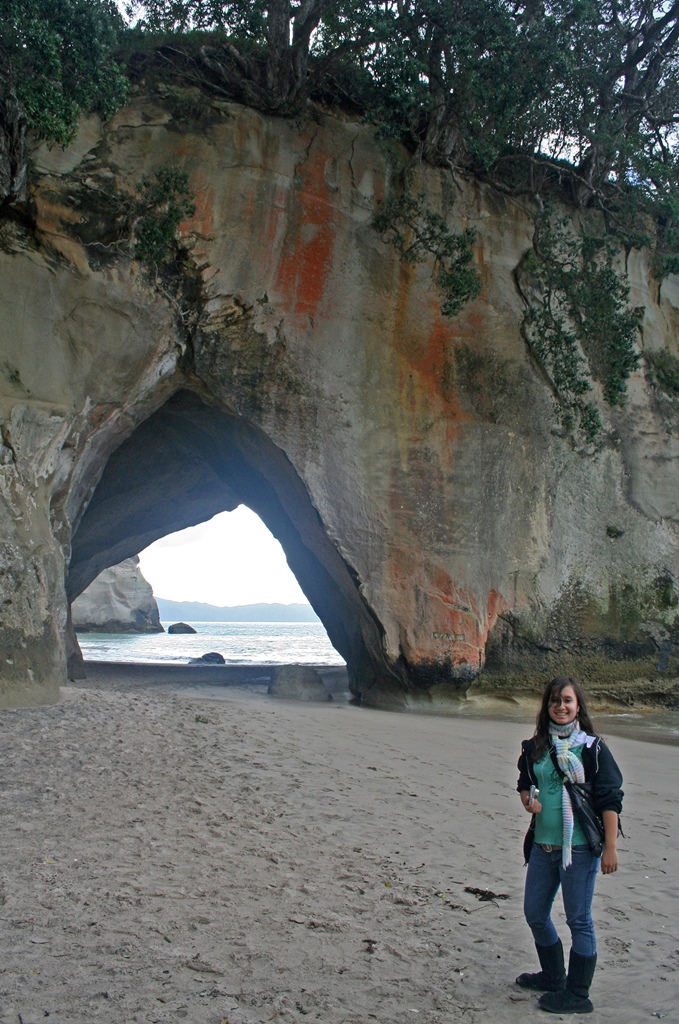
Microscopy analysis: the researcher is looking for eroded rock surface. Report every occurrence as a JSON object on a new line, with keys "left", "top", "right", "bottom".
{"left": 71, "top": 557, "right": 162, "bottom": 634}
{"left": 269, "top": 665, "right": 331, "bottom": 702}
{"left": 1, "top": 86, "right": 679, "bottom": 708}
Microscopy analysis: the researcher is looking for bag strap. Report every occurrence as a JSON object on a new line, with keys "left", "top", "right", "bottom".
{"left": 550, "top": 743, "right": 622, "bottom": 839}
{"left": 549, "top": 745, "right": 594, "bottom": 799}
{"left": 549, "top": 744, "right": 567, "bottom": 782}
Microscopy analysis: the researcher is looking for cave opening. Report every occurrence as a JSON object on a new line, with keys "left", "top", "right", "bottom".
{"left": 74, "top": 505, "right": 345, "bottom": 668}
{"left": 66, "top": 389, "right": 396, "bottom": 698}
{"left": 138, "top": 505, "right": 310, "bottom": 613}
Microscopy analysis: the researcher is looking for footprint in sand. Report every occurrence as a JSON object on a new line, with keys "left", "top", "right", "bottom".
{"left": 604, "top": 906, "right": 629, "bottom": 920}
{"left": 605, "top": 937, "right": 631, "bottom": 954}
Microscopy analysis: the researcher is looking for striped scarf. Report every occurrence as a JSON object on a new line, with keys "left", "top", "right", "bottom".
{"left": 549, "top": 720, "right": 587, "bottom": 868}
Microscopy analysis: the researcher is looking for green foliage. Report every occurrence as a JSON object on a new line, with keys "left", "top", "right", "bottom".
{"left": 319, "top": 0, "right": 570, "bottom": 169}
{"left": 315, "top": 2, "right": 679, "bottom": 210}
{"left": 647, "top": 350, "right": 679, "bottom": 398}
{"left": 521, "top": 214, "right": 640, "bottom": 441}
{"left": 121, "top": 2, "right": 679, "bottom": 294}
{"left": 133, "top": 168, "right": 196, "bottom": 264}
{"left": 125, "top": 0, "right": 324, "bottom": 113}
{"left": 0, "top": 0, "right": 128, "bottom": 146}
{"left": 651, "top": 191, "right": 679, "bottom": 281}
{"left": 374, "top": 190, "right": 481, "bottom": 317}
{"left": 1, "top": 1, "right": 667, "bottom": 433}
{"left": 116, "top": 3, "right": 679, "bottom": 294}
{"left": 125, "top": 0, "right": 266, "bottom": 36}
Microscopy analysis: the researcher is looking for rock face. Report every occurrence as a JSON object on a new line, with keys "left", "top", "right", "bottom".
{"left": 71, "top": 557, "right": 163, "bottom": 633}
{"left": 1, "top": 87, "right": 679, "bottom": 708}
{"left": 167, "top": 623, "right": 197, "bottom": 635}
{"left": 269, "top": 665, "right": 331, "bottom": 702}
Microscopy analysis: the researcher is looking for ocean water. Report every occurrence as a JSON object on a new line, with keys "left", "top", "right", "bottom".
{"left": 77, "top": 621, "right": 345, "bottom": 667}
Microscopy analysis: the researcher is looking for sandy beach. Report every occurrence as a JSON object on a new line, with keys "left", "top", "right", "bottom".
{"left": 0, "top": 671, "right": 677, "bottom": 1024}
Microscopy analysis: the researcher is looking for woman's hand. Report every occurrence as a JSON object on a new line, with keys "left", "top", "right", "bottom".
{"left": 521, "top": 791, "right": 542, "bottom": 814}
{"left": 601, "top": 810, "right": 619, "bottom": 873}
{"left": 600, "top": 846, "right": 618, "bottom": 874}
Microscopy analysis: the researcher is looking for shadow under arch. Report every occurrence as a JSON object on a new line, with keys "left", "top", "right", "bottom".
{"left": 67, "top": 389, "right": 402, "bottom": 702}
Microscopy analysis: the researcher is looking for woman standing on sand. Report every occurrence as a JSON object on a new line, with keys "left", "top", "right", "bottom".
{"left": 515, "top": 676, "right": 624, "bottom": 1015}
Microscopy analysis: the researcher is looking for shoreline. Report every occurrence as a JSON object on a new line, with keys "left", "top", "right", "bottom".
{"left": 78, "top": 660, "right": 679, "bottom": 747}
{"left": 0, "top": 674, "right": 676, "bottom": 1024}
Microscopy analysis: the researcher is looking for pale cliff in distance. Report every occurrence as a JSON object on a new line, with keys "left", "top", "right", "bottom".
{"left": 1, "top": 80, "right": 679, "bottom": 709}
{"left": 71, "top": 557, "right": 162, "bottom": 634}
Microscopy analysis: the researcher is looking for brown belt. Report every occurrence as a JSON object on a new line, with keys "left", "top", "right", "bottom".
{"left": 538, "top": 843, "right": 562, "bottom": 852}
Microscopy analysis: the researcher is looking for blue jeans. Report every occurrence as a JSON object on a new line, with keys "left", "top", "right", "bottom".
{"left": 524, "top": 844, "right": 600, "bottom": 956}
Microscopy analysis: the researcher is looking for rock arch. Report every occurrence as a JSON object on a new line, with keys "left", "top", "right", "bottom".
{"left": 2, "top": 93, "right": 678, "bottom": 710}
{"left": 66, "top": 389, "right": 402, "bottom": 702}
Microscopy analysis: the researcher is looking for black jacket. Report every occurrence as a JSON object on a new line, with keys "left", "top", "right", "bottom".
{"left": 517, "top": 735, "right": 624, "bottom": 861}
{"left": 516, "top": 736, "right": 624, "bottom": 816}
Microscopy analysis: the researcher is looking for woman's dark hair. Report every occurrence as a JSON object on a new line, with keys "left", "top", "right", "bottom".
{"left": 532, "top": 676, "right": 596, "bottom": 760}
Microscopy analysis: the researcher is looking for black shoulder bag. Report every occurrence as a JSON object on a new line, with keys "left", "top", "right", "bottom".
{"left": 549, "top": 747, "right": 606, "bottom": 857}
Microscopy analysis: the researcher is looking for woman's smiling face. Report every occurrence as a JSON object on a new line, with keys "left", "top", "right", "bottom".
{"left": 549, "top": 684, "right": 579, "bottom": 727}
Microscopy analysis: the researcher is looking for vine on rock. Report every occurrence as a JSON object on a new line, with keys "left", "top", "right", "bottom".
{"left": 373, "top": 189, "right": 481, "bottom": 318}
{"left": 519, "top": 214, "right": 641, "bottom": 443}
{"left": 647, "top": 350, "right": 679, "bottom": 398}
{"left": 132, "top": 167, "right": 196, "bottom": 264}
{"left": 653, "top": 193, "right": 679, "bottom": 281}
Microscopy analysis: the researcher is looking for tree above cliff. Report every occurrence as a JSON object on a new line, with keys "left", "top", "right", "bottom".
{"left": 4, "top": 0, "right": 679, "bottom": 218}
{"left": 125, "top": 1, "right": 679, "bottom": 210}
{"left": 126, "top": 0, "right": 335, "bottom": 112}
{"left": 3, "top": 1, "right": 678, "bottom": 440}
{"left": 124, "top": 0, "right": 679, "bottom": 439}
{"left": 0, "top": 0, "right": 128, "bottom": 204}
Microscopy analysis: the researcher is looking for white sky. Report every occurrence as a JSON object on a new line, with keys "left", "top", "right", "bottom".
{"left": 138, "top": 505, "right": 309, "bottom": 607}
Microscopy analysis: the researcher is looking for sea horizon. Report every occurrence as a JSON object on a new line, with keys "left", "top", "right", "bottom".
{"left": 153, "top": 597, "right": 320, "bottom": 623}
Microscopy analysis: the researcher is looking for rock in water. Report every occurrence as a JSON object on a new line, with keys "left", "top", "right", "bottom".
{"left": 268, "top": 665, "right": 331, "bottom": 701}
{"left": 189, "top": 652, "right": 225, "bottom": 664}
{"left": 71, "top": 557, "right": 162, "bottom": 633}
{"left": 168, "top": 622, "right": 197, "bottom": 634}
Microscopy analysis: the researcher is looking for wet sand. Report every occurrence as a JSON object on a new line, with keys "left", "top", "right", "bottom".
{"left": 0, "top": 669, "right": 676, "bottom": 1023}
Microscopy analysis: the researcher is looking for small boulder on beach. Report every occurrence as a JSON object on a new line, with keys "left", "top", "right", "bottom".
{"left": 268, "top": 665, "right": 331, "bottom": 701}
{"left": 189, "top": 652, "right": 226, "bottom": 665}
{"left": 168, "top": 622, "right": 197, "bottom": 634}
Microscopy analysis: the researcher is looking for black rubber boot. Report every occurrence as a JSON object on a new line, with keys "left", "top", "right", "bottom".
{"left": 538, "top": 951, "right": 597, "bottom": 1013}
{"left": 516, "top": 939, "right": 566, "bottom": 992}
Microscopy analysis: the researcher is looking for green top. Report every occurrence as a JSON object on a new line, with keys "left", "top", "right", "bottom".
{"left": 533, "top": 745, "right": 587, "bottom": 847}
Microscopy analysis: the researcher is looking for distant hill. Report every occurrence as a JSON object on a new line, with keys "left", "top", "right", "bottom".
{"left": 156, "top": 599, "right": 320, "bottom": 623}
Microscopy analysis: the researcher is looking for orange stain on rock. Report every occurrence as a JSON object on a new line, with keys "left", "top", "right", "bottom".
{"left": 440, "top": 589, "right": 484, "bottom": 648}
{"left": 486, "top": 589, "right": 508, "bottom": 637}
{"left": 32, "top": 186, "right": 81, "bottom": 232}
{"left": 282, "top": 224, "right": 335, "bottom": 317}
{"left": 393, "top": 295, "right": 473, "bottom": 440}
{"left": 419, "top": 307, "right": 472, "bottom": 422}
{"left": 384, "top": 553, "right": 488, "bottom": 670}
{"left": 393, "top": 352, "right": 469, "bottom": 463}
{"left": 415, "top": 315, "right": 451, "bottom": 394}
{"left": 275, "top": 142, "right": 338, "bottom": 321}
